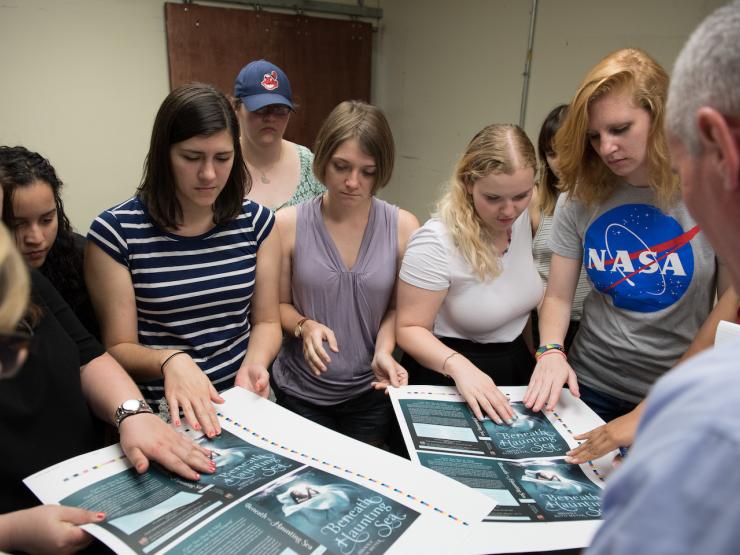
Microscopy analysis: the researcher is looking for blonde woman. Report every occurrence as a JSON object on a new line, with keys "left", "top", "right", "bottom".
{"left": 396, "top": 124, "right": 543, "bottom": 424}
{"left": 524, "top": 49, "right": 724, "bottom": 430}
{"left": 0, "top": 223, "right": 28, "bottom": 341}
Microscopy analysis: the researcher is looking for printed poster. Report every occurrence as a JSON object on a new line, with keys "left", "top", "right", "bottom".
{"left": 390, "top": 385, "right": 616, "bottom": 553}
{"left": 25, "top": 388, "right": 492, "bottom": 555}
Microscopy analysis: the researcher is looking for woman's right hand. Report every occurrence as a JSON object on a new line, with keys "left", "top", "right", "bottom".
{"left": 447, "top": 356, "right": 515, "bottom": 424}
{"left": 2, "top": 505, "right": 104, "bottom": 554}
{"left": 300, "top": 320, "right": 339, "bottom": 375}
{"left": 162, "top": 352, "right": 224, "bottom": 436}
{"left": 523, "top": 353, "right": 579, "bottom": 412}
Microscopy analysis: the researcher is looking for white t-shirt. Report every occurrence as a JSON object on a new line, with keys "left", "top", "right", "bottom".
{"left": 399, "top": 210, "right": 543, "bottom": 343}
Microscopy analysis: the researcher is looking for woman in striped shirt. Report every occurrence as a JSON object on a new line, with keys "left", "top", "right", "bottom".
{"left": 86, "top": 83, "right": 282, "bottom": 437}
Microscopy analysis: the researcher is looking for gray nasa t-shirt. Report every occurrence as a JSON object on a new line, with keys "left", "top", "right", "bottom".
{"left": 550, "top": 183, "right": 716, "bottom": 403}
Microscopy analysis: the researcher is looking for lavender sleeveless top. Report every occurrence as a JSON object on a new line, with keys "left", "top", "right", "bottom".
{"left": 272, "top": 196, "right": 398, "bottom": 405}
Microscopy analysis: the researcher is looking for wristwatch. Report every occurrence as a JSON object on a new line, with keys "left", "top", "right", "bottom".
{"left": 293, "top": 317, "right": 309, "bottom": 338}
{"left": 114, "top": 399, "right": 154, "bottom": 428}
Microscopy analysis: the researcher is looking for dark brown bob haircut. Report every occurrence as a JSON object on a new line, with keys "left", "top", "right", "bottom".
{"left": 137, "top": 82, "right": 249, "bottom": 230}
{"left": 312, "top": 100, "right": 395, "bottom": 193}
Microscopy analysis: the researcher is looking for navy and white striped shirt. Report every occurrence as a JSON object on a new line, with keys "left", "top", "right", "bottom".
{"left": 88, "top": 196, "right": 274, "bottom": 405}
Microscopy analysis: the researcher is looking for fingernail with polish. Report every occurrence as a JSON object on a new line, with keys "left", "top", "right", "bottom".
{"left": 505, "top": 418, "right": 514, "bottom": 426}
{"left": 96, "top": 512, "right": 106, "bottom": 520}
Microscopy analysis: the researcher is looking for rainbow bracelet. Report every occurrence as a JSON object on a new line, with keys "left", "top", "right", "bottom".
{"left": 535, "top": 343, "right": 565, "bottom": 360}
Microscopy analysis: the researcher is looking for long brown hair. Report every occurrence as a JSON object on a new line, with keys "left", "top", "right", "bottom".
{"left": 555, "top": 48, "right": 677, "bottom": 208}
{"left": 536, "top": 104, "right": 568, "bottom": 217}
{"left": 0, "top": 223, "right": 29, "bottom": 333}
{"left": 138, "top": 83, "right": 249, "bottom": 230}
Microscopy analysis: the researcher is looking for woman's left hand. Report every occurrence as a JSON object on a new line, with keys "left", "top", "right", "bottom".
{"left": 119, "top": 413, "right": 216, "bottom": 480}
{"left": 235, "top": 362, "right": 271, "bottom": 398}
{"left": 370, "top": 351, "right": 408, "bottom": 393}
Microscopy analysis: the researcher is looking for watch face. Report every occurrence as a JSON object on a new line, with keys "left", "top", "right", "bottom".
{"left": 122, "top": 399, "right": 141, "bottom": 411}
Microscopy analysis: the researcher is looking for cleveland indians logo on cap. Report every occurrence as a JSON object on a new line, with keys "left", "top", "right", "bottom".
{"left": 261, "top": 71, "right": 279, "bottom": 91}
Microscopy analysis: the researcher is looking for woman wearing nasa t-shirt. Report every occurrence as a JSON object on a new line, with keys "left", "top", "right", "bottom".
{"left": 523, "top": 48, "right": 726, "bottom": 457}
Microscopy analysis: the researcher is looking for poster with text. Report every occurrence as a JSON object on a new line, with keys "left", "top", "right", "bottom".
{"left": 390, "top": 385, "right": 616, "bottom": 553}
{"left": 25, "top": 388, "right": 491, "bottom": 554}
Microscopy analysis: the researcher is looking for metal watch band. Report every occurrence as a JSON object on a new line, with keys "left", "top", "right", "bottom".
{"left": 114, "top": 399, "right": 153, "bottom": 428}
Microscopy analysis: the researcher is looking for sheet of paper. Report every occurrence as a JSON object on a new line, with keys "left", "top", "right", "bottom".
{"left": 25, "top": 387, "right": 493, "bottom": 555}
{"left": 715, "top": 320, "right": 740, "bottom": 347}
{"left": 390, "top": 385, "right": 616, "bottom": 553}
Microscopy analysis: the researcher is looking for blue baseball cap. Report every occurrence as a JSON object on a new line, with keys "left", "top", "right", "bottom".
{"left": 234, "top": 59, "right": 294, "bottom": 112}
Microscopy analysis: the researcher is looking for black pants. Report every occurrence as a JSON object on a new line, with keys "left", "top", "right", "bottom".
{"left": 402, "top": 335, "right": 535, "bottom": 387}
{"left": 270, "top": 375, "right": 393, "bottom": 447}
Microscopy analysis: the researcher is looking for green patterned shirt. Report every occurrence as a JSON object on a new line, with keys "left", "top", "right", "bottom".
{"left": 275, "top": 144, "right": 326, "bottom": 211}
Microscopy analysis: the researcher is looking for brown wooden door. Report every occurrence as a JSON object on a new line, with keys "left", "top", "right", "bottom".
{"left": 165, "top": 2, "right": 373, "bottom": 150}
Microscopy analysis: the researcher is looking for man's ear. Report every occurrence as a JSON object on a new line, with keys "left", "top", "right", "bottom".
{"left": 696, "top": 107, "right": 740, "bottom": 192}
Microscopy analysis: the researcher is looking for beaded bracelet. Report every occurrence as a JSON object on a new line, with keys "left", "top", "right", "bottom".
{"left": 535, "top": 343, "right": 565, "bottom": 360}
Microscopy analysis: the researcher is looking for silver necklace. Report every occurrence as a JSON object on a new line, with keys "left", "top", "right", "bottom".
{"left": 252, "top": 146, "right": 282, "bottom": 185}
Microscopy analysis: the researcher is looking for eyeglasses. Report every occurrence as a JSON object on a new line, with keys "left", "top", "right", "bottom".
{"left": 0, "top": 320, "right": 33, "bottom": 380}
{"left": 252, "top": 105, "right": 291, "bottom": 117}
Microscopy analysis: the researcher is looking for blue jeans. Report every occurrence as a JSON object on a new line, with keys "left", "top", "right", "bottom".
{"left": 579, "top": 383, "right": 638, "bottom": 423}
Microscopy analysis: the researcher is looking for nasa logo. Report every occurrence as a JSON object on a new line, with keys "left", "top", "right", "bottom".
{"left": 583, "top": 204, "right": 697, "bottom": 312}
{"left": 261, "top": 71, "right": 279, "bottom": 91}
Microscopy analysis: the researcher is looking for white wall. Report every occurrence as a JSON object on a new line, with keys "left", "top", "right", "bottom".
{"left": 375, "top": 0, "right": 727, "bottom": 219}
{"left": 0, "top": 0, "right": 170, "bottom": 231}
{"left": 0, "top": 0, "right": 726, "bottom": 230}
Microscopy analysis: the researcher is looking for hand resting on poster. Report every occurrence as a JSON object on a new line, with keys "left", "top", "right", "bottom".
{"left": 160, "top": 352, "right": 224, "bottom": 435}
{"left": 0, "top": 505, "right": 105, "bottom": 555}
{"left": 522, "top": 351, "right": 580, "bottom": 413}
{"left": 444, "top": 354, "right": 516, "bottom": 424}
{"left": 118, "top": 412, "right": 216, "bottom": 479}
{"left": 566, "top": 407, "right": 641, "bottom": 464}
{"left": 370, "top": 349, "right": 409, "bottom": 393}
{"left": 234, "top": 361, "right": 271, "bottom": 397}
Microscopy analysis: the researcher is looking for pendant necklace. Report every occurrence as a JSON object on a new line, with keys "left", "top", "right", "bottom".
{"left": 253, "top": 145, "right": 283, "bottom": 185}
{"left": 501, "top": 228, "right": 513, "bottom": 255}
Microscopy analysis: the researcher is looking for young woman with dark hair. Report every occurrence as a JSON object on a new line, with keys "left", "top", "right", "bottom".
{"left": 0, "top": 192, "right": 213, "bottom": 554}
{"left": 86, "top": 83, "right": 282, "bottom": 438}
{"left": 0, "top": 146, "right": 99, "bottom": 338}
{"left": 529, "top": 106, "right": 590, "bottom": 350}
